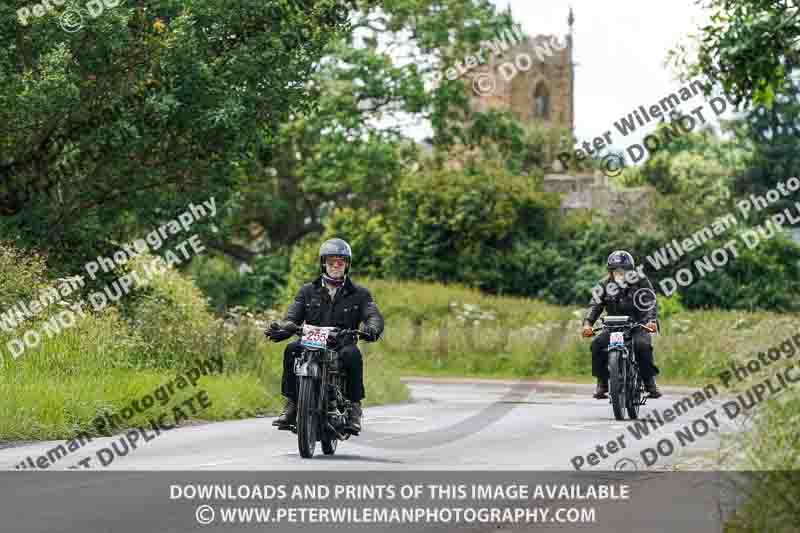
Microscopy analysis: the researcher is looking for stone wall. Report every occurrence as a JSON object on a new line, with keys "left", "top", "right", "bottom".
{"left": 543, "top": 172, "right": 656, "bottom": 227}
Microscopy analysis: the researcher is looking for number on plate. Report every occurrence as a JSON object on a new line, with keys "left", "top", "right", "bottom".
{"left": 301, "top": 325, "right": 335, "bottom": 349}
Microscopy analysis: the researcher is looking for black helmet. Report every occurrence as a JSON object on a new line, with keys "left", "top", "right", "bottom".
{"left": 319, "top": 238, "right": 352, "bottom": 276}
{"left": 607, "top": 250, "right": 635, "bottom": 271}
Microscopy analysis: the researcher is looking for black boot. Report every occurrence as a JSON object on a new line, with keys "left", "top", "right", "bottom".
{"left": 645, "top": 377, "right": 662, "bottom": 398}
{"left": 594, "top": 378, "right": 608, "bottom": 399}
{"left": 272, "top": 398, "right": 297, "bottom": 428}
{"left": 346, "top": 402, "right": 362, "bottom": 433}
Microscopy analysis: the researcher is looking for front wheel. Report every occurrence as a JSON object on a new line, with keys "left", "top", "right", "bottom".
{"left": 608, "top": 349, "right": 626, "bottom": 421}
{"left": 626, "top": 360, "right": 641, "bottom": 419}
{"left": 321, "top": 384, "right": 338, "bottom": 455}
{"left": 297, "top": 377, "right": 319, "bottom": 458}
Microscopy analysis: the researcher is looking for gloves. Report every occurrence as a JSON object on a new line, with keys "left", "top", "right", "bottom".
{"left": 360, "top": 327, "right": 379, "bottom": 342}
{"left": 581, "top": 325, "right": 594, "bottom": 338}
{"left": 329, "top": 328, "right": 352, "bottom": 346}
{"left": 280, "top": 321, "right": 299, "bottom": 334}
{"left": 264, "top": 321, "right": 295, "bottom": 342}
{"left": 268, "top": 330, "right": 293, "bottom": 342}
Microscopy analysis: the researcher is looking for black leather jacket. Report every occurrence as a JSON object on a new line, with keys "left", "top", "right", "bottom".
{"left": 284, "top": 276, "right": 384, "bottom": 340}
{"left": 583, "top": 275, "right": 658, "bottom": 327}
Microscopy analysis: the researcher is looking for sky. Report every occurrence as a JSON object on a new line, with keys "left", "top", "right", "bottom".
{"left": 499, "top": 0, "right": 713, "bottom": 152}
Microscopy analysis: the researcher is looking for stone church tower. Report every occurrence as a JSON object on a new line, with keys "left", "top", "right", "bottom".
{"left": 462, "top": 9, "right": 576, "bottom": 135}
{"left": 445, "top": 11, "right": 657, "bottom": 228}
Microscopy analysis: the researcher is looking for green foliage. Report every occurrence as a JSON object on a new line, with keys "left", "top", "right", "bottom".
{"left": 0, "top": 241, "right": 407, "bottom": 439}
{"left": 730, "top": 69, "right": 800, "bottom": 227}
{"left": 492, "top": 240, "right": 578, "bottom": 301}
{"left": 387, "top": 161, "right": 561, "bottom": 286}
{"left": 657, "top": 293, "right": 686, "bottom": 320}
{"left": 217, "top": 0, "right": 512, "bottom": 266}
{"left": 282, "top": 233, "right": 324, "bottom": 303}
{"left": 188, "top": 256, "right": 251, "bottom": 312}
{"left": 678, "top": 231, "right": 800, "bottom": 312}
{"left": 638, "top": 125, "right": 745, "bottom": 234}
{"left": 0, "top": 242, "right": 50, "bottom": 306}
{"left": 721, "top": 370, "right": 800, "bottom": 531}
{"left": 323, "top": 207, "right": 391, "bottom": 278}
{"left": 242, "top": 253, "right": 291, "bottom": 310}
{"left": 124, "top": 254, "right": 224, "bottom": 370}
{"left": 189, "top": 253, "right": 290, "bottom": 312}
{"left": 462, "top": 110, "right": 569, "bottom": 177}
{"left": 670, "top": 0, "right": 800, "bottom": 107}
{"left": 281, "top": 206, "right": 391, "bottom": 301}
{"left": 0, "top": 0, "right": 352, "bottom": 269}
{"left": 359, "top": 279, "right": 788, "bottom": 385}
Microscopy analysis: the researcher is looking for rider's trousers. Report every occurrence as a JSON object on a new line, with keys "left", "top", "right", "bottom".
{"left": 591, "top": 329, "right": 659, "bottom": 381}
{"left": 281, "top": 341, "right": 365, "bottom": 402}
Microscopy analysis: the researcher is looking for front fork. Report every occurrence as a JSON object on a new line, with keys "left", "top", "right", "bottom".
{"left": 297, "top": 351, "right": 349, "bottom": 434}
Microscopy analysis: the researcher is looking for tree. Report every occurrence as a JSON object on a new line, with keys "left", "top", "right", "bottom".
{"left": 461, "top": 110, "right": 569, "bottom": 177}
{"left": 385, "top": 159, "right": 560, "bottom": 290}
{"left": 212, "top": 0, "right": 522, "bottom": 261}
{"left": 671, "top": 0, "right": 800, "bottom": 107}
{"left": 634, "top": 122, "right": 748, "bottom": 236}
{"left": 731, "top": 64, "right": 800, "bottom": 223}
{"left": 0, "top": 0, "right": 353, "bottom": 271}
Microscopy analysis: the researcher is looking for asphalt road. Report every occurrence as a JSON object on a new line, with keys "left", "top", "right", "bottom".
{"left": 0, "top": 378, "right": 737, "bottom": 472}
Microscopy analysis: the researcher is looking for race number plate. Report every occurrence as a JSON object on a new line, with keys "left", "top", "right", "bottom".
{"left": 300, "top": 325, "right": 334, "bottom": 350}
{"left": 609, "top": 332, "right": 625, "bottom": 346}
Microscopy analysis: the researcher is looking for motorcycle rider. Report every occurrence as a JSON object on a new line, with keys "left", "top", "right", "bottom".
{"left": 264, "top": 238, "right": 384, "bottom": 433}
{"left": 581, "top": 250, "right": 661, "bottom": 399}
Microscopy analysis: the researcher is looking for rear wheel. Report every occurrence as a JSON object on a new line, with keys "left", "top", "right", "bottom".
{"left": 297, "top": 377, "right": 318, "bottom": 458}
{"left": 608, "top": 349, "right": 626, "bottom": 420}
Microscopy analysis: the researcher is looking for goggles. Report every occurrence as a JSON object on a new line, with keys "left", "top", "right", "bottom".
{"left": 324, "top": 256, "right": 348, "bottom": 267}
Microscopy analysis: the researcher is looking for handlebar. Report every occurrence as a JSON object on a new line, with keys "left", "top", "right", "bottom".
{"left": 281, "top": 324, "right": 370, "bottom": 340}
{"left": 589, "top": 321, "right": 650, "bottom": 336}
{"left": 327, "top": 328, "right": 371, "bottom": 340}
{"left": 267, "top": 322, "right": 373, "bottom": 341}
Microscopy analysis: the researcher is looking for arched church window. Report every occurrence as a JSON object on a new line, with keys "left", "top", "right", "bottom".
{"left": 534, "top": 83, "right": 550, "bottom": 119}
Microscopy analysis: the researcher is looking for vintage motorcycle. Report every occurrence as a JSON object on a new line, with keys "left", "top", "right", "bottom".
{"left": 280, "top": 323, "right": 368, "bottom": 458}
{"left": 592, "top": 315, "right": 649, "bottom": 420}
